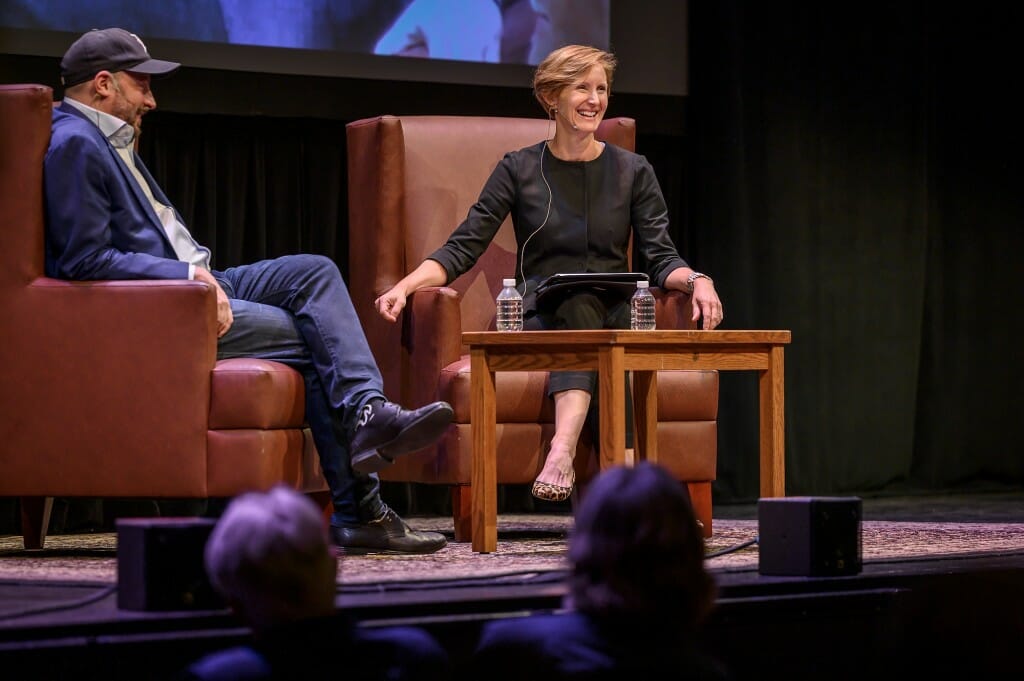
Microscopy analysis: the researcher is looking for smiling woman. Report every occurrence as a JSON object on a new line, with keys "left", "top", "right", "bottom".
{"left": 373, "top": 43, "right": 721, "bottom": 506}
{"left": 532, "top": 44, "right": 615, "bottom": 159}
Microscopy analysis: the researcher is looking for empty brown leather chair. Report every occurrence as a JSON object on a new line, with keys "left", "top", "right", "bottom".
{"left": 346, "top": 115, "right": 718, "bottom": 538}
{"left": 0, "top": 84, "right": 327, "bottom": 549}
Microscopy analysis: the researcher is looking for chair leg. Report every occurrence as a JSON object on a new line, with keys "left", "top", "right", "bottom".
{"left": 450, "top": 485, "right": 472, "bottom": 542}
{"left": 686, "top": 482, "right": 713, "bottom": 538}
{"left": 20, "top": 496, "right": 53, "bottom": 550}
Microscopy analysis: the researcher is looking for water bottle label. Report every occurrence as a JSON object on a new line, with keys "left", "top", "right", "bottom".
{"left": 496, "top": 297, "right": 523, "bottom": 331}
{"left": 630, "top": 293, "right": 656, "bottom": 330}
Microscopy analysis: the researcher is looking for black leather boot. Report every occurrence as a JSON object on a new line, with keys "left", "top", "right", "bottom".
{"left": 350, "top": 399, "right": 453, "bottom": 474}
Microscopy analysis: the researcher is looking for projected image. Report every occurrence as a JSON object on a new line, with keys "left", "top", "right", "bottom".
{"left": 0, "top": 0, "right": 609, "bottom": 65}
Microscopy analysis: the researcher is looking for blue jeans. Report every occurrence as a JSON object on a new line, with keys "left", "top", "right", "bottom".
{"left": 214, "top": 254, "right": 386, "bottom": 524}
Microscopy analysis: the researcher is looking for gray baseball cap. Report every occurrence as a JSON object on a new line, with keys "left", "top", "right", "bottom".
{"left": 61, "top": 28, "right": 180, "bottom": 87}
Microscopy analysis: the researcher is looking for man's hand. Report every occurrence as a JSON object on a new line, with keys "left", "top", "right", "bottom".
{"left": 194, "top": 268, "right": 233, "bottom": 337}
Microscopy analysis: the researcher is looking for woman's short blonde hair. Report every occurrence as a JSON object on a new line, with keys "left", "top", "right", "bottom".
{"left": 532, "top": 44, "right": 617, "bottom": 116}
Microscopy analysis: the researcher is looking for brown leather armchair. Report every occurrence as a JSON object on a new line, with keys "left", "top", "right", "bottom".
{"left": 346, "top": 115, "right": 719, "bottom": 538}
{"left": 0, "top": 84, "right": 327, "bottom": 549}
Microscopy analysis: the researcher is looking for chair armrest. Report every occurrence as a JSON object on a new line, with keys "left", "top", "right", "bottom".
{"left": 1, "top": 277, "right": 218, "bottom": 496}
{"left": 24, "top": 277, "right": 217, "bottom": 364}
{"left": 20, "top": 276, "right": 218, "bottom": 410}
{"left": 405, "top": 286, "right": 463, "bottom": 406}
{"left": 14, "top": 278, "right": 216, "bottom": 419}
{"left": 653, "top": 288, "right": 698, "bottom": 330}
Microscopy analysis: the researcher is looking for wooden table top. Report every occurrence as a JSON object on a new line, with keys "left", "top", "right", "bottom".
{"left": 463, "top": 329, "right": 792, "bottom": 346}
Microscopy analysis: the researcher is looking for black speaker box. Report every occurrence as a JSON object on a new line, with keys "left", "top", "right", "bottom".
{"left": 758, "top": 497, "right": 863, "bottom": 576}
{"left": 116, "top": 517, "right": 222, "bottom": 611}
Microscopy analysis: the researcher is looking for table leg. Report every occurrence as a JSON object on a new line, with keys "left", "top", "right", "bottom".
{"left": 632, "top": 370, "right": 658, "bottom": 464}
{"left": 470, "top": 348, "right": 498, "bottom": 553}
{"left": 759, "top": 346, "right": 786, "bottom": 497}
{"left": 598, "top": 345, "right": 627, "bottom": 469}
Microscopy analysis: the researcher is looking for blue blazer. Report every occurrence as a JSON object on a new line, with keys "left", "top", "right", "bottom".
{"left": 44, "top": 102, "right": 191, "bottom": 281}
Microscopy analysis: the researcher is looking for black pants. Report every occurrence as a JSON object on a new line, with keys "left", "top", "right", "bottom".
{"left": 525, "top": 290, "right": 634, "bottom": 448}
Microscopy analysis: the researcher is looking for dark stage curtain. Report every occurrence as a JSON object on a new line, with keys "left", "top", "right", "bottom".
{"left": 688, "top": 2, "right": 1024, "bottom": 499}
{"left": 140, "top": 114, "right": 349, "bottom": 273}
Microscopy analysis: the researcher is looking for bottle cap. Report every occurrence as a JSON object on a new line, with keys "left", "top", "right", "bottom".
{"left": 502, "top": 278, "right": 516, "bottom": 287}
{"left": 636, "top": 280, "right": 650, "bottom": 288}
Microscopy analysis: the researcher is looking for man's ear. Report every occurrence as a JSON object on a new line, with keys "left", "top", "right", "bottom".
{"left": 93, "top": 71, "right": 117, "bottom": 97}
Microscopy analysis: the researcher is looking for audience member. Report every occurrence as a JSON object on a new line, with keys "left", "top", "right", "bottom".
{"left": 183, "top": 486, "right": 450, "bottom": 680}
{"left": 44, "top": 27, "right": 453, "bottom": 555}
{"left": 465, "top": 462, "right": 729, "bottom": 680}
{"left": 375, "top": 45, "right": 723, "bottom": 504}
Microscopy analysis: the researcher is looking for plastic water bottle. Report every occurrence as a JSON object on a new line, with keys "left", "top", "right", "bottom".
{"left": 496, "top": 278, "right": 523, "bottom": 331}
{"left": 630, "top": 280, "right": 656, "bottom": 330}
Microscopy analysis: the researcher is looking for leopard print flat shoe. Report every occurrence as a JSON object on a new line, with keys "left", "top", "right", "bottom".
{"left": 531, "top": 472, "right": 575, "bottom": 502}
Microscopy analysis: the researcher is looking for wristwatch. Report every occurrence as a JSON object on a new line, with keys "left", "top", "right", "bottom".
{"left": 686, "top": 272, "right": 712, "bottom": 293}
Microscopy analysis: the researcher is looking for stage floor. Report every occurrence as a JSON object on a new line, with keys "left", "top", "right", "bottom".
{"left": 2, "top": 490, "right": 1023, "bottom": 679}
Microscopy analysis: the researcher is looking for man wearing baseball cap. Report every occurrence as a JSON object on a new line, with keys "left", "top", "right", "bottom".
{"left": 44, "top": 29, "right": 454, "bottom": 555}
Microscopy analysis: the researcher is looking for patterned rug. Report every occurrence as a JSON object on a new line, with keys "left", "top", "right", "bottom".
{"left": 2, "top": 515, "right": 1024, "bottom": 586}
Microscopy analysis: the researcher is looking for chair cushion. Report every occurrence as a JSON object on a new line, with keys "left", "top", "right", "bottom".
{"left": 440, "top": 355, "right": 554, "bottom": 423}
{"left": 207, "top": 428, "right": 325, "bottom": 496}
{"left": 209, "top": 358, "right": 306, "bottom": 429}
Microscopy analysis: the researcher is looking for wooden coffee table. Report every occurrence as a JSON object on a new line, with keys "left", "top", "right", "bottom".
{"left": 463, "top": 329, "right": 792, "bottom": 553}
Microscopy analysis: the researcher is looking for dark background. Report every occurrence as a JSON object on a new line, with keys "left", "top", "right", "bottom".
{"left": 1, "top": 1, "right": 1021, "bottom": 532}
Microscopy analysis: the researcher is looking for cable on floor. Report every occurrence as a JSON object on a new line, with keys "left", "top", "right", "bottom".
{"left": 705, "top": 535, "right": 759, "bottom": 559}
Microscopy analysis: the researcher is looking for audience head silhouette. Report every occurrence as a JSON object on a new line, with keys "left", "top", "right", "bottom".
{"left": 189, "top": 487, "right": 450, "bottom": 680}
{"left": 567, "top": 462, "right": 715, "bottom": 632}
{"left": 204, "top": 486, "right": 337, "bottom": 634}
{"left": 467, "top": 463, "right": 727, "bottom": 680}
